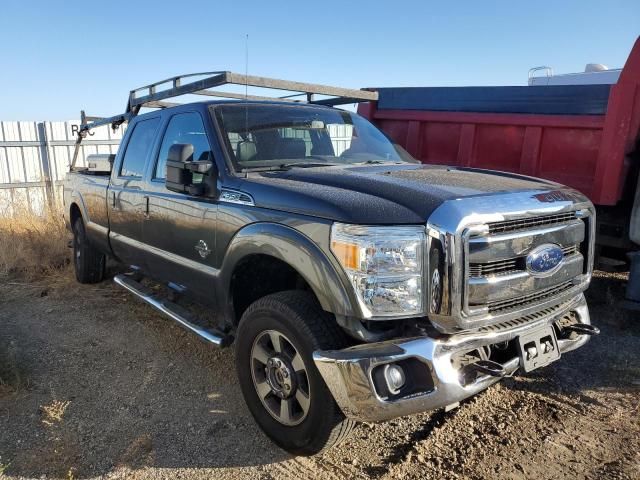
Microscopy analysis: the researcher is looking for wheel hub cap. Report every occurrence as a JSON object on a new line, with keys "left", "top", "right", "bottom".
{"left": 266, "top": 356, "right": 297, "bottom": 398}
{"left": 250, "top": 330, "right": 311, "bottom": 426}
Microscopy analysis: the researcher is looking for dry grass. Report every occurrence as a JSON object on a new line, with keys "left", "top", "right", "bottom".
{"left": 0, "top": 201, "right": 70, "bottom": 280}
{"left": 40, "top": 399, "right": 71, "bottom": 426}
{"left": 0, "top": 201, "right": 72, "bottom": 398}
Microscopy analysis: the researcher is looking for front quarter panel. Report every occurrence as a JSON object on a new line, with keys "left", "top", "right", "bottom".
{"left": 217, "top": 220, "right": 361, "bottom": 320}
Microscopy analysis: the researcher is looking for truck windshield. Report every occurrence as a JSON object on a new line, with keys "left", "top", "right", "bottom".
{"left": 214, "top": 104, "right": 415, "bottom": 171}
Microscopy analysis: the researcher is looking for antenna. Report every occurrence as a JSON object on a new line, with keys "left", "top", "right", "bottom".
{"left": 245, "top": 34, "right": 249, "bottom": 100}
{"left": 244, "top": 34, "right": 249, "bottom": 147}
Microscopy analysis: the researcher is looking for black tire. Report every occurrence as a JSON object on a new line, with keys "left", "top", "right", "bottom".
{"left": 235, "top": 291, "right": 356, "bottom": 455}
{"left": 72, "top": 217, "right": 105, "bottom": 284}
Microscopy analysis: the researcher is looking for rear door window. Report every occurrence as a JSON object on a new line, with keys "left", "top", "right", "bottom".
{"left": 119, "top": 118, "right": 160, "bottom": 178}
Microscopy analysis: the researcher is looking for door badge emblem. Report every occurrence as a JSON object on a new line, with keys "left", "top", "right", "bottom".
{"left": 195, "top": 240, "right": 211, "bottom": 259}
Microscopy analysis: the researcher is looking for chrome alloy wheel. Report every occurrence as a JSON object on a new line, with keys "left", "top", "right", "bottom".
{"left": 250, "top": 329, "right": 311, "bottom": 426}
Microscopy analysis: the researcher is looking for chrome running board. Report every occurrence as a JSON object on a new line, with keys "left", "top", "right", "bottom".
{"left": 114, "top": 273, "right": 232, "bottom": 347}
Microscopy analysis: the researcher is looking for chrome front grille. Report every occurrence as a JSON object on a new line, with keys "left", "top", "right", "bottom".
{"left": 478, "top": 303, "right": 566, "bottom": 333}
{"left": 487, "top": 212, "right": 577, "bottom": 234}
{"left": 425, "top": 189, "right": 595, "bottom": 333}
{"left": 468, "top": 243, "right": 581, "bottom": 278}
{"left": 465, "top": 211, "right": 588, "bottom": 319}
{"left": 469, "top": 258, "right": 518, "bottom": 277}
{"left": 486, "top": 281, "right": 574, "bottom": 314}
{"left": 561, "top": 244, "right": 579, "bottom": 256}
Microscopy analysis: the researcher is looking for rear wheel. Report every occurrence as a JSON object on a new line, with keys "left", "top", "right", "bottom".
{"left": 72, "top": 217, "right": 105, "bottom": 284}
{"left": 235, "top": 291, "right": 356, "bottom": 455}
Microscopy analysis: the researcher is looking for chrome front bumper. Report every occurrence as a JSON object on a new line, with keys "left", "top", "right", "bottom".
{"left": 313, "top": 294, "right": 591, "bottom": 423}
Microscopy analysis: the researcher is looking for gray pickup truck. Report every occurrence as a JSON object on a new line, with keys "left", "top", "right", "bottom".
{"left": 63, "top": 72, "right": 599, "bottom": 455}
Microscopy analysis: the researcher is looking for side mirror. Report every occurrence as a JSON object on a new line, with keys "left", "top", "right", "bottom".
{"left": 165, "top": 144, "right": 217, "bottom": 196}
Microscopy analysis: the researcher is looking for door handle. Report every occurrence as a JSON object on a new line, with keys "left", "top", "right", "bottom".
{"left": 112, "top": 191, "right": 116, "bottom": 208}
{"left": 144, "top": 196, "right": 150, "bottom": 218}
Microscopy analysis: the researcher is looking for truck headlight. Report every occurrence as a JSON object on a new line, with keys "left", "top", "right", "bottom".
{"left": 330, "top": 223, "right": 425, "bottom": 317}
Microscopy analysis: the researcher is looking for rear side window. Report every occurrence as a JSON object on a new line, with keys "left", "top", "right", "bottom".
{"left": 119, "top": 118, "right": 160, "bottom": 178}
{"left": 155, "top": 112, "right": 211, "bottom": 179}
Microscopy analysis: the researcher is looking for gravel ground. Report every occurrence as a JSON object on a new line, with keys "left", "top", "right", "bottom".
{"left": 0, "top": 270, "right": 638, "bottom": 479}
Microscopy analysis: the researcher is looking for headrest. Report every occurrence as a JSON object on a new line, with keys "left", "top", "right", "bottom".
{"left": 237, "top": 141, "right": 257, "bottom": 162}
{"left": 167, "top": 143, "right": 194, "bottom": 163}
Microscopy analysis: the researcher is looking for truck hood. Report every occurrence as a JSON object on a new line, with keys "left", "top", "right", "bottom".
{"left": 241, "top": 163, "right": 559, "bottom": 224}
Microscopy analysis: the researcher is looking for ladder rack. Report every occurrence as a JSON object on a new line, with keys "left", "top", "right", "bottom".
{"left": 70, "top": 71, "right": 378, "bottom": 170}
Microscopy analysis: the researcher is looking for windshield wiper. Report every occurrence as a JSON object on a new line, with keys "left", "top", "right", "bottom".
{"left": 351, "top": 159, "right": 404, "bottom": 165}
{"left": 240, "top": 162, "right": 337, "bottom": 173}
{"left": 279, "top": 162, "right": 338, "bottom": 169}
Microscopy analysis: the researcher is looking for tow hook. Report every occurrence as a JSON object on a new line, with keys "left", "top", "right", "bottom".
{"left": 563, "top": 324, "right": 600, "bottom": 336}
{"left": 461, "top": 359, "right": 506, "bottom": 380}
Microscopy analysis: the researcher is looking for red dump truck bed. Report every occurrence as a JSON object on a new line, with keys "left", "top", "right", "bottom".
{"left": 360, "top": 37, "right": 640, "bottom": 259}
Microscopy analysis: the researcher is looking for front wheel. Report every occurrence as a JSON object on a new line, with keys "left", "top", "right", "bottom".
{"left": 235, "top": 291, "right": 356, "bottom": 455}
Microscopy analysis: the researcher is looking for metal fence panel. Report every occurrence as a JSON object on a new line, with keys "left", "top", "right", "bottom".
{"left": 0, "top": 120, "right": 124, "bottom": 215}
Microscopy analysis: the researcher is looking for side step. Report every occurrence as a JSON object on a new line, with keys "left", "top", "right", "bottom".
{"left": 114, "top": 274, "right": 233, "bottom": 347}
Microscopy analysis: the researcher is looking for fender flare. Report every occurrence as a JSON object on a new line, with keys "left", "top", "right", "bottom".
{"left": 217, "top": 222, "right": 361, "bottom": 320}
{"left": 68, "top": 192, "right": 90, "bottom": 226}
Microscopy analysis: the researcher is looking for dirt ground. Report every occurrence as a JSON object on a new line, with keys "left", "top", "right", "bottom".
{"left": 0, "top": 270, "right": 638, "bottom": 480}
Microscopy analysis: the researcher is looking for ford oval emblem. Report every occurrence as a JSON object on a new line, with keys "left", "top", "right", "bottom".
{"left": 526, "top": 244, "right": 564, "bottom": 276}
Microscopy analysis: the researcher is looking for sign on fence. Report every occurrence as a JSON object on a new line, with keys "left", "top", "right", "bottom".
{"left": 0, "top": 121, "right": 124, "bottom": 214}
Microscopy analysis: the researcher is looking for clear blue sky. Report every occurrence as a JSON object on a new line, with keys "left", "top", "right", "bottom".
{"left": 0, "top": 0, "right": 637, "bottom": 120}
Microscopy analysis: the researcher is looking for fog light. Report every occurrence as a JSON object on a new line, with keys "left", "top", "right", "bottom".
{"left": 383, "top": 363, "right": 406, "bottom": 394}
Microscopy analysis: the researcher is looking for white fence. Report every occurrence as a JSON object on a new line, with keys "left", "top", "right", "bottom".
{"left": 0, "top": 121, "right": 124, "bottom": 214}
